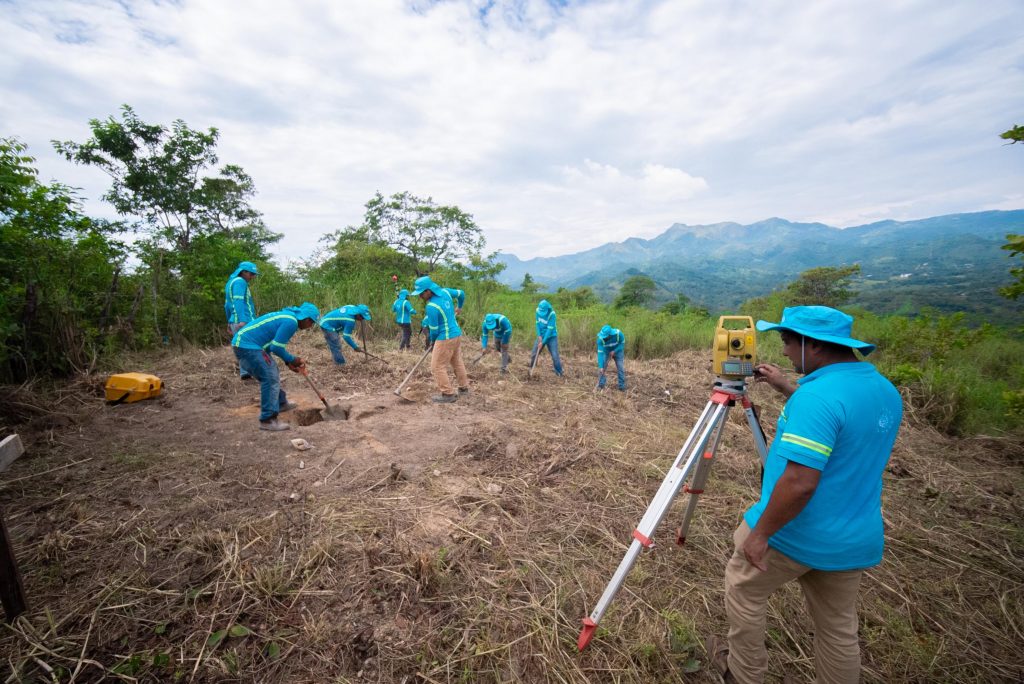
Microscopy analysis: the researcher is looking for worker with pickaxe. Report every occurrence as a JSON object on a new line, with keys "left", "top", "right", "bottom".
{"left": 318, "top": 304, "right": 371, "bottom": 366}
{"left": 412, "top": 275, "right": 470, "bottom": 403}
{"left": 529, "top": 299, "right": 564, "bottom": 378}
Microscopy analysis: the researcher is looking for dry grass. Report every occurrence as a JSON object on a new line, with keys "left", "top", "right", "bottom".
{"left": 0, "top": 338, "right": 1021, "bottom": 683}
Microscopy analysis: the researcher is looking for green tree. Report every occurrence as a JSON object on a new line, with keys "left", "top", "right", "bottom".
{"left": 553, "top": 286, "right": 600, "bottom": 309}
{"left": 53, "top": 104, "right": 279, "bottom": 252}
{"left": 785, "top": 264, "right": 861, "bottom": 307}
{"left": 54, "top": 106, "right": 283, "bottom": 343}
{"left": 1, "top": 137, "right": 126, "bottom": 380}
{"left": 449, "top": 251, "right": 507, "bottom": 314}
{"left": 660, "top": 293, "right": 691, "bottom": 315}
{"left": 520, "top": 272, "right": 543, "bottom": 295}
{"left": 1000, "top": 124, "right": 1024, "bottom": 144}
{"left": 1000, "top": 126, "right": 1024, "bottom": 301}
{"left": 1001, "top": 234, "right": 1024, "bottom": 300}
{"left": 614, "top": 274, "right": 657, "bottom": 309}
{"left": 361, "top": 191, "right": 485, "bottom": 273}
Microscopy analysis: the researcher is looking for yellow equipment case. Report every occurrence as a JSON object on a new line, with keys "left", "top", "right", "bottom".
{"left": 105, "top": 372, "right": 163, "bottom": 404}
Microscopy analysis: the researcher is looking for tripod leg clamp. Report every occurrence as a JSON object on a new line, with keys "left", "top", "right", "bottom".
{"left": 632, "top": 529, "right": 653, "bottom": 548}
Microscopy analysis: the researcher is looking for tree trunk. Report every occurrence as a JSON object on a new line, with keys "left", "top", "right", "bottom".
{"left": 98, "top": 266, "right": 121, "bottom": 335}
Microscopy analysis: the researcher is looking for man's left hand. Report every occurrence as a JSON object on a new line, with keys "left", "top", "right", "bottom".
{"left": 742, "top": 530, "right": 770, "bottom": 572}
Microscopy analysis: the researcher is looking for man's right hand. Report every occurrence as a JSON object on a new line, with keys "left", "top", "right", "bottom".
{"left": 287, "top": 357, "right": 305, "bottom": 373}
{"left": 754, "top": 363, "right": 797, "bottom": 397}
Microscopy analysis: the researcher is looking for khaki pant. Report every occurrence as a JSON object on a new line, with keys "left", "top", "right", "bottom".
{"left": 725, "top": 522, "right": 863, "bottom": 684}
{"left": 430, "top": 336, "right": 469, "bottom": 396}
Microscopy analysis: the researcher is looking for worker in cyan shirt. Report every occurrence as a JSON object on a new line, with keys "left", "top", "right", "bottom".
{"left": 224, "top": 261, "right": 259, "bottom": 379}
{"left": 480, "top": 313, "right": 513, "bottom": 373}
{"left": 529, "top": 299, "right": 564, "bottom": 376}
{"left": 596, "top": 325, "right": 627, "bottom": 391}
{"left": 392, "top": 289, "right": 417, "bottom": 350}
{"left": 412, "top": 275, "right": 469, "bottom": 403}
{"left": 231, "top": 302, "right": 320, "bottom": 431}
{"left": 318, "top": 304, "right": 371, "bottom": 365}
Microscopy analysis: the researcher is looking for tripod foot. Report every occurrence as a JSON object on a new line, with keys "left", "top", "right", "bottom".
{"left": 578, "top": 618, "right": 598, "bottom": 651}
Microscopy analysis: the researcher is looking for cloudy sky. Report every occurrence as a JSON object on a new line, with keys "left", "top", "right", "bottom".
{"left": 2, "top": 0, "right": 1023, "bottom": 262}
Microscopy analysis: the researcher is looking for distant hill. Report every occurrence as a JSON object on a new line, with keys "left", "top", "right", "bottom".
{"left": 497, "top": 211, "right": 1024, "bottom": 320}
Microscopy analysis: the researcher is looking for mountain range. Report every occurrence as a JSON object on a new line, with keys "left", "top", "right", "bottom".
{"left": 496, "top": 210, "right": 1024, "bottom": 320}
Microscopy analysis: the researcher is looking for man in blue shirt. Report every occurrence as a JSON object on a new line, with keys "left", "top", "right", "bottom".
{"left": 318, "top": 304, "right": 371, "bottom": 365}
{"left": 412, "top": 276, "right": 469, "bottom": 403}
{"left": 480, "top": 313, "right": 513, "bottom": 373}
{"left": 529, "top": 299, "right": 564, "bottom": 376}
{"left": 224, "top": 261, "right": 259, "bottom": 379}
{"left": 232, "top": 302, "right": 320, "bottom": 431}
{"left": 392, "top": 289, "right": 417, "bottom": 350}
{"left": 708, "top": 306, "right": 902, "bottom": 684}
{"left": 596, "top": 325, "right": 626, "bottom": 391}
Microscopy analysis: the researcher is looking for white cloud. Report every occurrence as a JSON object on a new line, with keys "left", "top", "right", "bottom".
{"left": 1, "top": 0, "right": 1022, "bottom": 261}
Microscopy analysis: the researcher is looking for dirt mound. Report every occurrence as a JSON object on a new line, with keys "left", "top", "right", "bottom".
{"left": 0, "top": 339, "right": 1021, "bottom": 682}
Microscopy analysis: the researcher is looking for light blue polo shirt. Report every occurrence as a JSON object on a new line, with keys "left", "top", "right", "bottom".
{"left": 744, "top": 362, "right": 902, "bottom": 570}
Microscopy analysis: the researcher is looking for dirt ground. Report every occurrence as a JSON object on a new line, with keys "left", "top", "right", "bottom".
{"left": 1, "top": 332, "right": 1022, "bottom": 683}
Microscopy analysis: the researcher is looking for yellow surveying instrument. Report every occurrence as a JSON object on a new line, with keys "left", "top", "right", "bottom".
{"left": 713, "top": 315, "right": 757, "bottom": 378}
{"left": 578, "top": 315, "right": 769, "bottom": 650}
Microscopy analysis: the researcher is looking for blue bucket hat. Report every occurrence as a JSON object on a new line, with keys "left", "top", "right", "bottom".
{"left": 756, "top": 306, "right": 875, "bottom": 355}
{"left": 286, "top": 302, "right": 321, "bottom": 322}
{"left": 598, "top": 324, "right": 614, "bottom": 339}
{"left": 355, "top": 304, "right": 372, "bottom": 321}
{"left": 411, "top": 275, "right": 445, "bottom": 298}
{"left": 230, "top": 261, "right": 259, "bottom": 278}
{"left": 484, "top": 314, "right": 498, "bottom": 330}
{"left": 537, "top": 299, "right": 551, "bottom": 314}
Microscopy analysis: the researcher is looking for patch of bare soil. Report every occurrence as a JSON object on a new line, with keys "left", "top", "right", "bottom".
{"left": 0, "top": 334, "right": 1021, "bottom": 683}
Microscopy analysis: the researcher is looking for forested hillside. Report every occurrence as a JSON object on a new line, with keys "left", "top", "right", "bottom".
{"left": 498, "top": 212, "right": 1024, "bottom": 320}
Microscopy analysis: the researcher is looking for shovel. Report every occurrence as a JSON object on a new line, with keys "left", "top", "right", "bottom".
{"left": 394, "top": 344, "right": 432, "bottom": 396}
{"left": 299, "top": 367, "right": 347, "bottom": 420}
{"left": 470, "top": 348, "right": 489, "bottom": 366}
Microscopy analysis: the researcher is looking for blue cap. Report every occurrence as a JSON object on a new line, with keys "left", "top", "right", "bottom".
{"left": 598, "top": 325, "right": 614, "bottom": 339}
{"left": 756, "top": 306, "right": 875, "bottom": 355}
{"left": 484, "top": 314, "right": 498, "bottom": 330}
{"left": 411, "top": 275, "right": 443, "bottom": 297}
{"left": 356, "top": 304, "right": 371, "bottom": 321}
{"left": 399, "top": 288, "right": 409, "bottom": 298}
{"left": 231, "top": 261, "right": 259, "bottom": 278}
{"left": 288, "top": 302, "right": 320, "bottom": 321}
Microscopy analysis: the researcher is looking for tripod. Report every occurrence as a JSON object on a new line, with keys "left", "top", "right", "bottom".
{"left": 577, "top": 376, "right": 769, "bottom": 650}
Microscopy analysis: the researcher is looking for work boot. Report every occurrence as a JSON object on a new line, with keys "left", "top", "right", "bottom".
{"left": 704, "top": 636, "right": 735, "bottom": 683}
{"left": 458, "top": 387, "right": 470, "bottom": 396}
{"left": 259, "top": 418, "right": 291, "bottom": 431}
{"left": 280, "top": 401, "right": 298, "bottom": 412}
{"left": 431, "top": 394, "right": 457, "bottom": 403}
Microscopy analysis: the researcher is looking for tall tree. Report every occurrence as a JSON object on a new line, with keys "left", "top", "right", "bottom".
{"left": 520, "top": 272, "right": 542, "bottom": 295}
{"left": 361, "top": 191, "right": 485, "bottom": 272}
{"left": 786, "top": 264, "right": 861, "bottom": 307}
{"left": 1, "top": 137, "right": 125, "bottom": 380}
{"left": 53, "top": 104, "right": 279, "bottom": 252}
{"left": 614, "top": 274, "right": 658, "bottom": 309}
